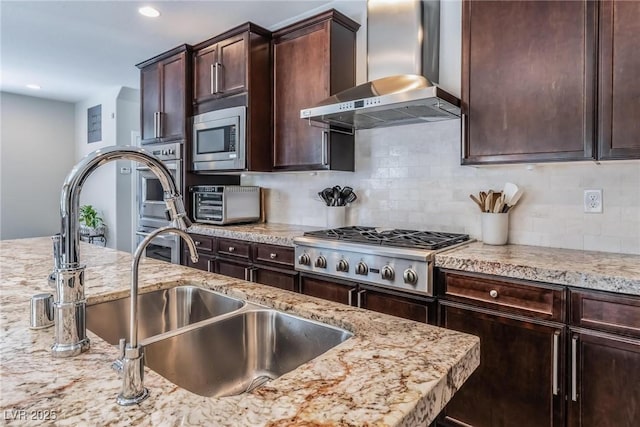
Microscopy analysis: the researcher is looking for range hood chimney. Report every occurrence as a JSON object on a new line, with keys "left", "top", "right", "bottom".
{"left": 300, "top": 0, "right": 460, "bottom": 131}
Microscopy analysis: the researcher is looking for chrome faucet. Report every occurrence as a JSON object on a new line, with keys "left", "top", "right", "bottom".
{"left": 116, "top": 226, "right": 199, "bottom": 406}
{"left": 51, "top": 145, "right": 192, "bottom": 358}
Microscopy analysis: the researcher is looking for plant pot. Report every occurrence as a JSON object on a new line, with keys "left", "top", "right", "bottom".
{"left": 79, "top": 224, "right": 106, "bottom": 236}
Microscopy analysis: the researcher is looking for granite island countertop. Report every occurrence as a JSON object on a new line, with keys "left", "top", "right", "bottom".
{"left": 0, "top": 237, "right": 479, "bottom": 426}
{"left": 435, "top": 242, "right": 640, "bottom": 296}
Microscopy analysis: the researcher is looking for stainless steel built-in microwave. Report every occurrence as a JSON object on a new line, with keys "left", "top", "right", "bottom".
{"left": 192, "top": 106, "right": 246, "bottom": 172}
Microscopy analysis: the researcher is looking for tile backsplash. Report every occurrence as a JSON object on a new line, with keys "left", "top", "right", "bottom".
{"left": 243, "top": 120, "right": 640, "bottom": 255}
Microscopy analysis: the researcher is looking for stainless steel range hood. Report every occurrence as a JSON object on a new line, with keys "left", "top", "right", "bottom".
{"left": 300, "top": 0, "right": 460, "bottom": 131}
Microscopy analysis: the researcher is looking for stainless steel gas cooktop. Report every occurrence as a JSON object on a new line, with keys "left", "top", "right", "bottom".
{"left": 294, "top": 226, "right": 473, "bottom": 296}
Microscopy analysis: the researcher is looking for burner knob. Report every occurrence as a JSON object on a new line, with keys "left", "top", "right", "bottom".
{"left": 403, "top": 269, "right": 418, "bottom": 285}
{"left": 381, "top": 265, "right": 395, "bottom": 281}
{"left": 336, "top": 259, "right": 349, "bottom": 272}
{"left": 355, "top": 262, "right": 368, "bottom": 275}
{"left": 298, "top": 253, "right": 311, "bottom": 266}
{"left": 314, "top": 256, "right": 327, "bottom": 269}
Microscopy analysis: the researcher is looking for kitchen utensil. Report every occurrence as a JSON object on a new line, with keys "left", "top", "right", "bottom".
{"left": 503, "top": 183, "right": 519, "bottom": 204}
{"left": 318, "top": 191, "right": 329, "bottom": 206}
{"left": 332, "top": 186, "right": 341, "bottom": 206}
{"left": 506, "top": 188, "right": 524, "bottom": 209}
{"left": 485, "top": 190, "right": 494, "bottom": 212}
{"left": 322, "top": 188, "right": 334, "bottom": 206}
{"left": 345, "top": 192, "right": 357, "bottom": 204}
{"left": 469, "top": 194, "right": 484, "bottom": 211}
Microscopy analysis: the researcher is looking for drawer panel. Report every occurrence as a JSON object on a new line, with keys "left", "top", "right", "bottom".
{"left": 217, "top": 238, "right": 251, "bottom": 259}
{"left": 254, "top": 243, "right": 294, "bottom": 267}
{"left": 190, "top": 234, "right": 214, "bottom": 253}
{"left": 442, "top": 271, "right": 565, "bottom": 322}
{"left": 570, "top": 289, "right": 640, "bottom": 338}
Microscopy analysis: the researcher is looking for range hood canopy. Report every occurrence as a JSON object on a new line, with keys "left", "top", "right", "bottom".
{"left": 300, "top": 0, "right": 461, "bottom": 131}
{"left": 300, "top": 74, "right": 460, "bottom": 130}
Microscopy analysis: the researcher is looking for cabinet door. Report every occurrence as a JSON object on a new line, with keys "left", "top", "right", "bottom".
{"left": 439, "top": 303, "right": 565, "bottom": 427}
{"left": 253, "top": 265, "right": 299, "bottom": 292}
{"left": 217, "top": 35, "right": 247, "bottom": 96}
{"left": 183, "top": 250, "right": 213, "bottom": 272}
{"left": 568, "top": 331, "right": 640, "bottom": 427}
{"left": 462, "top": 0, "right": 596, "bottom": 164}
{"left": 140, "top": 64, "right": 160, "bottom": 143}
{"left": 299, "top": 274, "right": 355, "bottom": 305}
{"left": 598, "top": 0, "right": 640, "bottom": 159}
{"left": 160, "top": 53, "right": 186, "bottom": 141}
{"left": 359, "top": 286, "right": 433, "bottom": 324}
{"left": 193, "top": 46, "right": 217, "bottom": 104}
{"left": 215, "top": 257, "right": 251, "bottom": 280}
{"left": 273, "top": 22, "right": 330, "bottom": 169}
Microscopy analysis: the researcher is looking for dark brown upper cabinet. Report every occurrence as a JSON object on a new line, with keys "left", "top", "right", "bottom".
{"left": 272, "top": 10, "right": 359, "bottom": 171}
{"left": 461, "top": 1, "right": 597, "bottom": 164}
{"left": 192, "top": 23, "right": 271, "bottom": 115}
{"left": 137, "top": 45, "right": 191, "bottom": 145}
{"left": 597, "top": 0, "right": 640, "bottom": 160}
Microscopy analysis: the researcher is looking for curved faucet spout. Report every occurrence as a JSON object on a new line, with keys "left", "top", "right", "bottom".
{"left": 117, "top": 226, "right": 199, "bottom": 406}
{"left": 57, "top": 145, "right": 190, "bottom": 269}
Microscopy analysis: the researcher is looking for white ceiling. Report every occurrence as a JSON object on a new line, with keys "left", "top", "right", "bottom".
{"left": 0, "top": 0, "right": 365, "bottom": 103}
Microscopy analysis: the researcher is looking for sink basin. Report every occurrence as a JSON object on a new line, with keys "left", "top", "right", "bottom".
{"left": 87, "top": 286, "right": 245, "bottom": 345}
{"left": 143, "top": 309, "right": 353, "bottom": 397}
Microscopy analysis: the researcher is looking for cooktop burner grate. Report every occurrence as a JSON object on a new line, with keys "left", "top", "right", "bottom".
{"left": 304, "top": 226, "right": 470, "bottom": 250}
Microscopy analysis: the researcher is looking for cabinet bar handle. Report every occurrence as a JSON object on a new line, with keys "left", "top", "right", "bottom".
{"left": 244, "top": 267, "right": 250, "bottom": 281}
{"left": 210, "top": 64, "right": 215, "bottom": 94}
{"left": 321, "top": 131, "right": 328, "bottom": 166}
{"left": 348, "top": 288, "right": 356, "bottom": 306}
{"left": 461, "top": 113, "right": 467, "bottom": 159}
{"left": 207, "top": 259, "right": 212, "bottom": 273}
{"left": 157, "top": 112, "right": 162, "bottom": 138}
{"left": 357, "top": 290, "right": 366, "bottom": 308}
{"left": 571, "top": 335, "right": 578, "bottom": 402}
{"left": 214, "top": 62, "right": 220, "bottom": 94}
{"left": 552, "top": 331, "right": 560, "bottom": 395}
{"left": 153, "top": 112, "right": 158, "bottom": 138}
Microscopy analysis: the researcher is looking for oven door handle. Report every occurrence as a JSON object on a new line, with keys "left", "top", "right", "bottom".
{"left": 136, "top": 231, "right": 177, "bottom": 246}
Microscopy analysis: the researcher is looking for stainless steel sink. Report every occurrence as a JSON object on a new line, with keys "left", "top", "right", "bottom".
{"left": 143, "top": 309, "right": 353, "bottom": 397}
{"left": 87, "top": 286, "right": 245, "bottom": 345}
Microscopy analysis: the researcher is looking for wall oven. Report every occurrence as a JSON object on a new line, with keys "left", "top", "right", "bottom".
{"left": 137, "top": 143, "right": 182, "bottom": 229}
{"left": 135, "top": 228, "right": 180, "bottom": 264}
{"left": 136, "top": 142, "right": 182, "bottom": 264}
{"left": 192, "top": 106, "right": 246, "bottom": 172}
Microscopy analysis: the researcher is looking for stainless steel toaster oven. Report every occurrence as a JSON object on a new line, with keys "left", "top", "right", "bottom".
{"left": 190, "top": 185, "right": 260, "bottom": 225}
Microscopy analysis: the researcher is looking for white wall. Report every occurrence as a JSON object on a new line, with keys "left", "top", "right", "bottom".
{"left": 74, "top": 86, "right": 139, "bottom": 251}
{"left": 0, "top": 92, "right": 75, "bottom": 239}
{"left": 243, "top": 0, "right": 640, "bottom": 255}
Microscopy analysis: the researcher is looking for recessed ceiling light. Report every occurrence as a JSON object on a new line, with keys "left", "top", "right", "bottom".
{"left": 26, "top": 84, "right": 41, "bottom": 90}
{"left": 138, "top": 6, "right": 160, "bottom": 18}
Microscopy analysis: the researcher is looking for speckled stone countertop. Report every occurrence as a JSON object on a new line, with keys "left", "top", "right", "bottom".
{"left": 436, "top": 242, "right": 640, "bottom": 296}
{"left": 0, "top": 237, "right": 479, "bottom": 426}
{"left": 188, "top": 222, "right": 319, "bottom": 247}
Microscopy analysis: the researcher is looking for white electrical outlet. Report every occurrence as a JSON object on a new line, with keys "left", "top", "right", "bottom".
{"left": 584, "top": 189, "right": 603, "bottom": 213}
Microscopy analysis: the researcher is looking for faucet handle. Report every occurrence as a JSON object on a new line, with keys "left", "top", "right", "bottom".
{"left": 112, "top": 338, "right": 126, "bottom": 375}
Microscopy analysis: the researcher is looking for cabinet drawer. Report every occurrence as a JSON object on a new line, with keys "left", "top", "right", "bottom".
{"left": 254, "top": 243, "right": 294, "bottom": 267}
{"left": 442, "top": 271, "right": 565, "bottom": 322}
{"left": 190, "top": 234, "right": 214, "bottom": 253}
{"left": 217, "top": 238, "right": 251, "bottom": 259}
{"left": 570, "top": 289, "right": 640, "bottom": 339}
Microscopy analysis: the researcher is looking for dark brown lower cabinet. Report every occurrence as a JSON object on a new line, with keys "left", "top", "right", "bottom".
{"left": 215, "top": 256, "right": 251, "bottom": 280}
{"left": 183, "top": 250, "right": 214, "bottom": 272}
{"left": 299, "top": 274, "right": 434, "bottom": 324}
{"left": 568, "top": 330, "right": 640, "bottom": 427}
{"left": 252, "top": 265, "right": 299, "bottom": 292}
{"left": 438, "top": 301, "right": 565, "bottom": 427}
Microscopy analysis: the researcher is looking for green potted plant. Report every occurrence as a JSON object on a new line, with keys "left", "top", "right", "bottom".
{"left": 79, "top": 205, "right": 105, "bottom": 236}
